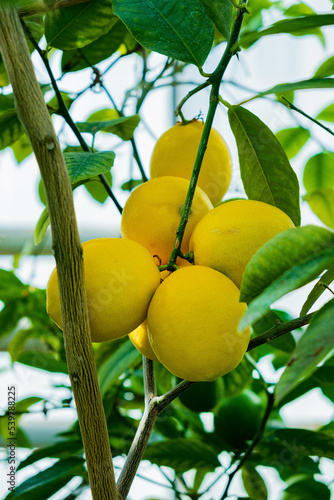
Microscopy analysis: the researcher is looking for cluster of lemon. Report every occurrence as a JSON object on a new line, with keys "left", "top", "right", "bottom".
{"left": 47, "top": 121, "right": 294, "bottom": 382}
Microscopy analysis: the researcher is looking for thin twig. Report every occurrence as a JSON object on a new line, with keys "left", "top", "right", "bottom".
{"left": 143, "top": 356, "right": 157, "bottom": 406}
{"left": 21, "top": 21, "right": 123, "bottom": 214}
{"left": 281, "top": 97, "right": 334, "bottom": 137}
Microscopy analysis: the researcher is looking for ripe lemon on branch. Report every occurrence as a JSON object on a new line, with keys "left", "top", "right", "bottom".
{"left": 150, "top": 120, "right": 232, "bottom": 206}
{"left": 121, "top": 176, "right": 213, "bottom": 264}
{"left": 190, "top": 199, "right": 295, "bottom": 288}
{"left": 46, "top": 238, "right": 160, "bottom": 342}
{"left": 147, "top": 265, "right": 251, "bottom": 382}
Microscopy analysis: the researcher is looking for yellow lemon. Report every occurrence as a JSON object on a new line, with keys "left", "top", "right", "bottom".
{"left": 46, "top": 238, "right": 160, "bottom": 342}
{"left": 190, "top": 200, "right": 295, "bottom": 288}
{"left": 147, "top": 266, "right": 250, "bottom": 382}
{"left": 121, "top": 176, "right": 213, "bottom": 264}
{"left": 128, "top": 320, "right": 158, "bottom": 361}
{"left": 150, "top": 121, "right": 232, "bottom": 206}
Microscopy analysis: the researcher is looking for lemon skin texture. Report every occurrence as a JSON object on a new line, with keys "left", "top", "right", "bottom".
{"left": 128, "top": 320, "right": 159, "bottom": 362}
{"left": 214, "top": 390, "right": 266, "bottom": 450}
{"left": 46, "top": 238, "right": 160, "bottom": 343}
{"left": 190, "top": 199, "right": 295, "bottom": 288}
{"left": 147, "top": 266, "right": 251, "bottom": 382}
{"left": 121, "top": 176, "right": 213, "bottom": 264}
{"left": 150, "top": 121, "right": 232, "bottom": 206}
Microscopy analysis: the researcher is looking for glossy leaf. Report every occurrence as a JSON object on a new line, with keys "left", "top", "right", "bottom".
{"left": 98, "top": 339, "right": 141, "bottom": 396}
{"left": 45, "top": 0, "right": 116, "bottom": 50}
{"left": 259, "top": 77, "right": 334, "bottom": 97}
{"left": 239, "top": 226, "right": 334, "bottom": 328}
{"left": 77, "top": 115, "right": 140, "bottom": 141}
{"left": 222, "top": 357, "right": 253, "bottom": 397}
{"left": 112, "top": 0, "right": 214, "bottom": 66}
{"left": 61, "top": 19, "right": 128, "bottom": 73}
{"left": 199, "top": 0, "right": 232, "bottom": 40}
{"left": 144, "top": 438, "right": 220, "bottom": 471}
{"left": 239, "top": 14, "right": 334, "bottom": 47}
{"left": 276, "top": 127, "right": 310, "bottom": 159}
{"left": 314, "top": 55, "right": 334, "bottom": 78}
{"left": 16, "top": 351, "right": 69, "bottom": 374}
{"left": 0, "top": 93, "right": 14, "bottom": 112}
{"left": 303, "top": 151, "right": 334, "bottom": 192}
{"left": 275, "top": 299, "right": 334, "bottom": 403}
{"left": 242, "top": 465, "right": 268, "bottom": 500}
{"left": 64, "top": 151, "right": 115, "bottom": 184}
{"left": 316, "top": 103, "right": 334, "bottom": 122}
{"left": 301, "top": 264, "right": 334, "bottom": 315}
{"left": 34, "top": 207, "right": 50, "bottom": 245}
{"left": 274, "top": 428, "right": 334, "bottom": 461}
{"left": 252, "top": 310, "right": 296, "bottom": 354}
{"left": 282, "top": 477, "right": 330, "bottom": 500}
{"left": 228, "top": 105, "right": 300, "bottom": 226}
{"left": 17, "top": 441, "right": 83, "bottom": 471}
{"left": 304, "top": 189, "right": 334, "bottom": 228}
{"left": 7, "top": 458, "right": 84, "bottom": 499}
{"left": 0, "top": 109, "right": 24, "bottom": 150}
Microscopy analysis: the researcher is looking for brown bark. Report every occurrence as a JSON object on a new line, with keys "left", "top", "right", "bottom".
{"left": 0, "top": 6, "right": 116, "bottom": 499}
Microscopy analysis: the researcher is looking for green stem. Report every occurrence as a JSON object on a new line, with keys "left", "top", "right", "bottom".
{"left": 175, "top": 81, "right": 211, "bottom": 121}
{"left": 21, "top": 21, "right": 123, "bottom": 214}
{"left": 281, "top": 96, "right": 334, "bottom": 137}
{"left": 168, "top": 4, "right": 247, "bottom": 265}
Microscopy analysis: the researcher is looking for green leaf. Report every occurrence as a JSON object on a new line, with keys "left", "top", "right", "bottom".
{"left": 314, "top": 55, "right": 334, "bottom": 78}
{"left": 284, "top": 3, "right": 315, "bottom": 16}
{"left": 45, "top": 0, "right": 116, "bottom": 50}
{"left": 304, "top": 189, "right": 334, "bottom": 228}
{"left": 300, "top": 264, "right": 334, "bottom": 315}
{"left": 144, "top": 438, "right": 220, "bottom": 471}
{"left": 64, "top": 151, "right": 115, "bottom": 184}
{"left": 222, "top": 356, "right": 253, "bottom": 397}
{"left": 282, "top": 477, "right": 330, "bottom": 500}
{"left": 121, "top": 179, "right": 143, "bottom": 191}
{"left": 275, "top": 299, "right": 334, "bottom": 404}
{"left": 6, "top": 458, "right": 84, "bottom": 500}
{"left": 98, "top": 339, "right": 141, "bottom": 397}
{"left": 276, "top": 127, "right": 310, "bottom": 159}
{"left": 228, "top": 105, "right": 300, "bottom": 226}
{"left": 11, "top": 133, "right": 33, "bottom": 163}
{"left": 17, "top": 441, "right": 83, "bottom": 471}
{"left": 0, "top": 58, "right": 9, "bottom": 87}
{"left": 275, "top": 428, "right": 334, "bottom": 460}
{"left": 239, "top": 14, "right": 334, "bottom": 47}
{"left": 0, "top": 270, "right": 27, "bottom": 302}
{"left": 112, "top": 0, "right": 214, "bottom": 66}
{"left": 198, "top": 0, "right": 233, "bottom": 40}
{"left": 15, "top": 397, "right": 44, "bottom": 413}
{"left": 77, "top": 115, "right": 140, "bottom": 141}
{"left": 316, "top": 103, "right": 334, "bottom": 123}
{"left": 253, "top": 310, "right": 296, "bottom": 354}
{"left": 34, "top": 207, "right": 50, "bottom": 245}
{"left": 47, "top": 91, "right": 74, "bottom": 114}
{"left": 303, "top": 152, "right": 334, "bottom": 192}
{"left": 0, "top": 93, "right": 14, "bottom": 112}
{"left": 0, "top": 109, "right": 24, "bottom": 150}
{"left": 61, "top": 19, "right": 128, "bottom": 72}
{"left": 239, "top": 226, "right": 334, "bottom": 328}
{"left": 84, "top": 171, "right": 112, "bottom": 203}
{"left": 242, "top": 465, "right": 268, "bottom": 500}
{"left": 16, "top": 351, "right": 69, "bottom": 374}
{"left": 258, "top": 78, "right": 334, "bottom": 97}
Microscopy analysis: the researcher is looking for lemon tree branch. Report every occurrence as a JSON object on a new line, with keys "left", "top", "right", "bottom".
{"left": 168, "top": 3, "right": 248, "bottom": 265}
{"left": 22, "top": 21, "right": 123, "bottom": 214}
{"left": 0, "top": 7, "right": 116, "bottom": 499}
{"left": 281, "top": 96, "right": 334, "bottom": 137}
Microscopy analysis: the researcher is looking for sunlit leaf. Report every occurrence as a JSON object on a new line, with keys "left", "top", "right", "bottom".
{"left": 276, "top": 127, "right": 310, "bottom": 159}
{"left": 316, "top": 103, "right": 334, "bottom": 123}
{"left": 275, "top": 299, "right": 334, "bottom": 403}
{"left": 34, "top": 207, "right": 50, "bottom": 245}
{"left": 228, "top": 105, "right": 300, "bottom": 225}
{"left": 77, "top": 115, "right": 140, "bottom": 141}
{"left": 300, "top": 264, "right": 334, "bottom": 315}
{"left": 303, "top": 151, "right": 334, "bottom": 192}
{"left": 314, "top": 55, "right": 334, "bottom": 78}
{"left": 304, "top": 189, "right": 334, "bottom": 228}
{"left": 112, "top": 0, "right": 214, "bottom": 66}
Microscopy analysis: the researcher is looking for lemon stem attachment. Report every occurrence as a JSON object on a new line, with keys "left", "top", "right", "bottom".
{"left": 168, "top": 2, "right": 248, "bottom": 266}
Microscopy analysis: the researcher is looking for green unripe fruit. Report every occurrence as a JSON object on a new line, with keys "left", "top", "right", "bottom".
{"left": 214, "top": 389, "right": 266, "bottom": 450}
{"left": 178, "top": 379, "right": 223, "bottom": 413}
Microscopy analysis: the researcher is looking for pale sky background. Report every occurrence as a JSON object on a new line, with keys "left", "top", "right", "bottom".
{"left": 0, "top": 0, "right": 334, "bottom": 499}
